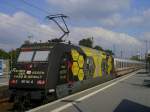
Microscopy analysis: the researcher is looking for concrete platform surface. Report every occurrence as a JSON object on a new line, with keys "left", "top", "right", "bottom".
{"left": 0, "top": 76, "right": 8, "bottom": 86}
{"left": 28, "top": 69, "right": 150, "bottom": 112}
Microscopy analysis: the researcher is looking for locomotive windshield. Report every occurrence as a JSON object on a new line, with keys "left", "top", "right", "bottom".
{"left": 33, "top": 51, "right": 49, "bottom": 61}
{"left": 17, "top": 50, "right": 50, "bottom": 62}
{"left": 17, "top": 51, "right": 34, "bottom": 62}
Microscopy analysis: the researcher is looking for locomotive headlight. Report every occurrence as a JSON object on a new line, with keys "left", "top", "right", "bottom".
{"left": 49, "top": 89, "right": 55, "bottom": 93}
{"left": 37, "top": 80, "right": 46, "bottom": 85}
{"left": 9, "top": 79, "right": 17, "bottom": 85}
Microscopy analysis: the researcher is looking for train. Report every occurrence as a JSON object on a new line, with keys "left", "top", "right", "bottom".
{"left": 9, "top": 41, "right": 144, "bottom": 109}
{"left": 114, "top": 58, "right": 145, "bottom": 76}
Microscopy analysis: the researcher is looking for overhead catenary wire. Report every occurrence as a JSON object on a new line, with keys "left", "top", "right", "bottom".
{"left": 1, "top": 1, "right": 42, "bottom": 19}
{"left": 20, "top": 0, "right": 50, "bottom": 14}
{"left": 17, "top": 1, "right": 70, "bottom": 38}
{"left": 16, "top": 1, "right": 69, "bottom": 31}
{"left": 19, "top": 0, "right": 70, "bottom": 31}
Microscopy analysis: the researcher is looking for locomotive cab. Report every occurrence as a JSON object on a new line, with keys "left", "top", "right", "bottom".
{"left": 9, "top": 42, "right": 59, "bottom": 101}
{"left": 9, "top": 50, "right": 50, "bottom": 89}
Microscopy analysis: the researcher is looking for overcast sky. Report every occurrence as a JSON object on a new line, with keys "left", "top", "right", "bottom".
{"left": 0, "top": 0, "right": 150, "bottom": 58}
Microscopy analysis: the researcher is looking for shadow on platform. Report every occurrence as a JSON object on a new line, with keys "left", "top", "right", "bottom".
{"left": 61, "top": 99, "right": 83, "bottom": 112}
{"left": 143, "top": 80, "right": 150, "bottom": 87}
{"left": 137, "top": 72, "right": 149, "bottom": 74}
{"left": 136, "top": 75, "right": 150, "bottom": 77}
{"left": 61, "top": 99, "right": 81, "bottom": 103}
{"left": 114, "top": 99, "right": 150, "bottom": 112}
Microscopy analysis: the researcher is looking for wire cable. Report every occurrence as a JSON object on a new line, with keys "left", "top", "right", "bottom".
{"left": 20, "top": 0, "right": 50, "bottom": 14}
{"left": 1, "top": 1, "right": 43, "bottom": 20}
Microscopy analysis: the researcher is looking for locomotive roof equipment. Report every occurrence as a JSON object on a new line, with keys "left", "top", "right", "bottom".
{"left": 46, "top": 14, "right": 70, "bottom": 42}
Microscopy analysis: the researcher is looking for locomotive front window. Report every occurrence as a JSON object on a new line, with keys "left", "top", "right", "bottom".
{"left": 17, "top": 51, "right": 34, "bottom": 62}
{"left": 33, "top": 51, "right": 50, "bottom": 61}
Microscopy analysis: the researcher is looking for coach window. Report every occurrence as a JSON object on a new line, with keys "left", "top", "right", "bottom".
{"left": 119, "top": 61, "right": 121, "bottom": 68}
{"left": 120, "top": 62, "right": 122, "bottom": 68}
{"left": 124, "top": 62, "right": 126, "bottom": 68}
{"left": 127, "top": 62, "right": 129, "bottom": 67}
{"left": 121, "top": 62, "right": 123, "bottom": 68}
{"left": 117, "top": 61, "right": 119, "bottom": 68}
{"left": 125, "top": 62, "right": 127, "bottom": 67}
{"left": 119, "top": 62, "right": 121, "bottom": 68}
{"left": 116, "top": 61, "right": 118, "bottom": 68}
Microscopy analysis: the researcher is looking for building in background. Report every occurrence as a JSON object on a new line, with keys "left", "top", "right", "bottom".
{"left": 0, "top": 59, "right": 9, "bottom": 77}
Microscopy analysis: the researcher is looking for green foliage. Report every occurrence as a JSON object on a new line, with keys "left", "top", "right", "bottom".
{"left": 0, "top": 49, "right": 10, "bottom": 59}
{"left": 24, "top": 40, "right": 30, "bottom": 44}
{"left": 94, "top": 45, "right": 103, "bottom": 51}
{"left": 105, "top": 49, "right": 114, "bottom": 55}
{"left": 0, "top": 48, "right": 19, "bottom": 62}
{"left": 130, "top": 55, "right": 140, "bottom": 61}
{"left": 79, "top": 37, "right": 93, "bottom": 48}
{"left": 78, "top": 38, "right": 114, "bottom": 56}
{"left": 8, "top": 48, "right": 19, "bottom": 62}
{"left": 146, "top": 57, "right": 150, "bottom": 63}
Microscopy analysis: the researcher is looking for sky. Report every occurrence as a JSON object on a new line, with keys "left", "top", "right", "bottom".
{"left": 0, "top": 0, "right": 150, "bottom": 58}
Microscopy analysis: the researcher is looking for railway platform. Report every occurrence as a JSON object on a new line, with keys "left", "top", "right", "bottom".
{"left": 28, "top": 69, "right": 150, "bottom": 112}
{"left": 0, "top": 76, "right": 8, "bottom": 86}
{"left": 0, "top": 76, "right": 9, "bottom": 103}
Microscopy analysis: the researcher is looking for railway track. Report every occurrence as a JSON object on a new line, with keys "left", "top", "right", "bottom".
{"left": 0, "top": 98, "right": 39, "bottom": 112}
{"left": 0, "top": 97, "right": 54, "bottom": 112}
{"left": 0, "top": 98, "right": 13, "bottom": 112}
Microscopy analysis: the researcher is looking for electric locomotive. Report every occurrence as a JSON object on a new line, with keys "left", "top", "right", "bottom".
{"left": 9, "top": 41, "right": 114, "bottom": 105}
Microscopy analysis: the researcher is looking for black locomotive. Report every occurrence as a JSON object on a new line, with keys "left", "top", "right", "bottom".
{"left": 9, "top": 41, "right": 115, "bottom": 107}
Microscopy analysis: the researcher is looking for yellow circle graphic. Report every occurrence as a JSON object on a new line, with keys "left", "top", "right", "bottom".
{"left": 78, "top": 55, "right": 84, "bottom": 68}
{"left": 72, "top": 62, "right": 79, "bottom": 76}
{"left": 71, "top": 49, "right": 79, "bottom": 61}
{"left": 78, "top": 69, "right": 84, "bottom": 81}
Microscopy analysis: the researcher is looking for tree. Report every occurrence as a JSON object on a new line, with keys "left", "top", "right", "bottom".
{"left": 0, "top": 49, "right": 9, "bottom": 59}
{"left": 94, "top": 45, "right": 103, "bottom": 51}
{"left": 79, "top": 37, "right": 93, "bottom": 48}
{"left": 130, "top": 55, "right": 140, "bottom": 61}
{"left": 0, "top": 48, "right": 20, "bottom": 60}
{"left": 8, "top": 48, "right": 20, "bottom": 65}
{"left": 105, "top": 49, "right": 114, "bottom": 55}
{"left": 24, "top": 40, "right": 30, "bottom": 44}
